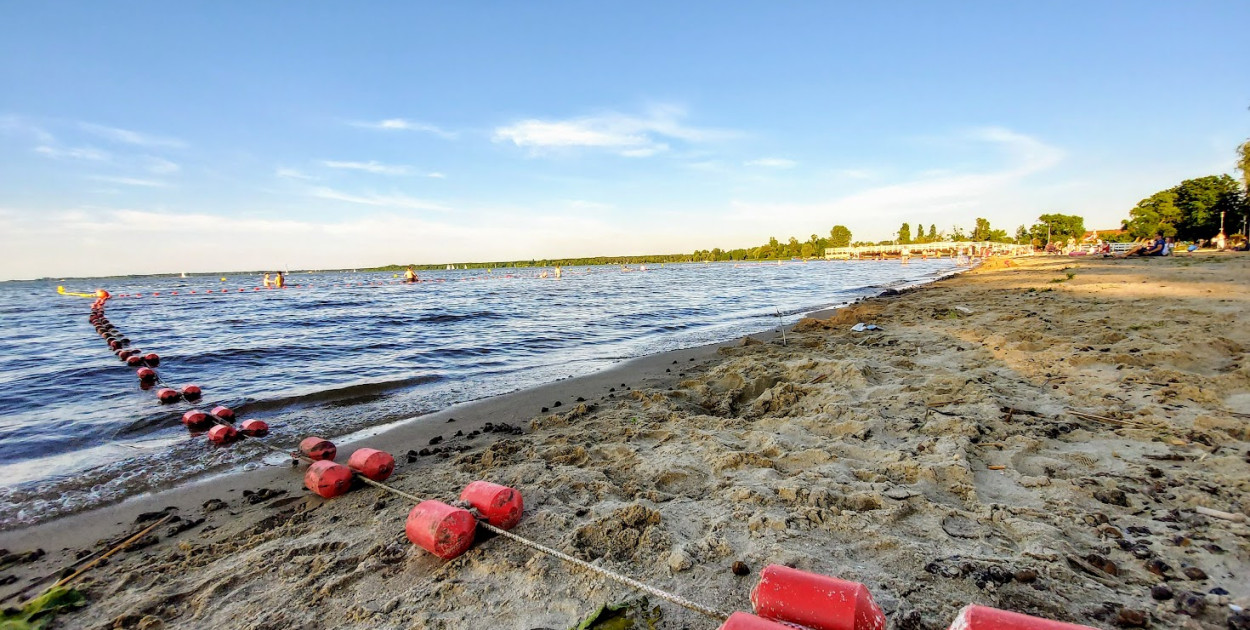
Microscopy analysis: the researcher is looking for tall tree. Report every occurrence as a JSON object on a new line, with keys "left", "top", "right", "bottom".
{"left": 829, "top": 225, "right": 852, "bottom": 248}
{"left": 928, "top": 224, "right": 938, "bottom": 241}
{"left": 897, "top": 222, "right": 911, "bottom": 244}
{"left": 1124, "top": 190, "right": 1181, "bottom": 239}
{"left": 913, "top": 219, "right": 926, "bottom": 242}
{"left": 1238, "top": 140, "right": 1250, "bottom": 194}
{"left": 1030, "top": 214, "right": 1085, "bottom": 245}
{"left": 971, "top": 217, "right": 992, "bottom": 241}
{"left": 1173, "top": 175, "right": 1243, "bottom": 239}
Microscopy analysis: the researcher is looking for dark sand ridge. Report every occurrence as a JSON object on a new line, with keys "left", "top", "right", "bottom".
{"left": 1, "top": 254, "right": 1248, "bottom": 630}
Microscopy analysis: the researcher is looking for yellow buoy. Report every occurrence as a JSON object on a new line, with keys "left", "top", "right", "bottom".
{"left": 220, "top": 277, "right": 227, "bottom": 282}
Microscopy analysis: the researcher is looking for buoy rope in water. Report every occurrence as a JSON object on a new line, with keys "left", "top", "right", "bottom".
{"left": 80, "top": 294, "right": 730, "bottom": 622}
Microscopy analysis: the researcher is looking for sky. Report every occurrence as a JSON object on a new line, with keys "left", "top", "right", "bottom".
{"left": 1, "top": 2, "right": 1247, "bottom": 280}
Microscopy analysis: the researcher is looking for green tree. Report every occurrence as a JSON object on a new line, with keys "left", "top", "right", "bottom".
{"left": 829, "top": 225, "right": 852, "bottom": 248}
{"left": 928, "top": 224, "right": 938, "bottom": 241}
{"left": 950, "top": 225, "right": 967, "bottom": 241}
{"left": 1173, "top": 175, "right": 1243, "bottom": 240}
{"left": 1015, "top": 225, "right": 1028, "bottom": 244}
{"left": 1238, "top": 140, "right": 1250, "bottom": 194}
{"left": 897, "top": 222, "right": 911, "bottom": 244}
{"left": 1029, "top": 213, "right": 1085, "bottom": 245}
{"left": 1124, "top": 190, "right": 1181, "bottom": 239}
{"left": 971, "top": 217, "right": 992, "bottom": 241}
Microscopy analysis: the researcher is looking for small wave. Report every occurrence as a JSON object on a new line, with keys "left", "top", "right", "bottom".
{"left": 238, "top": 374, "right": 444, "bottom": 413}
{"left": 417, "top": 310, "right": 504, "bottom": 324}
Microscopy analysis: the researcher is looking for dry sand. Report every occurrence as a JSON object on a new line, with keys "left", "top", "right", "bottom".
{"left": 2, "top": 253, "right": 1248, "bottom": 630}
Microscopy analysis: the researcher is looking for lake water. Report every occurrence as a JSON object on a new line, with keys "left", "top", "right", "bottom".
{"left": 0, "top": 259, "right": 957, "bottom": 527}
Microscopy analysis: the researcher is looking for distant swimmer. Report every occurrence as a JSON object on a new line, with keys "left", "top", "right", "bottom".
{"left": 404, "top": 267, "right": 418, "bottom": 283}
{"left": 263, "top": 273, "right": 273, "bottom": 288}
{"left": 554, "top": 265, "right": 562, "bottom": 279}
{"left": 275, "top": 271, "right": 285, "bottom": 288}
{"left": 539, "top": 270, "right": 549, "bottom": 279}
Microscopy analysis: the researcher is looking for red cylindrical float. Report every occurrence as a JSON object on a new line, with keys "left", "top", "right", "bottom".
{"left": 139, "top": 380, "right": 154, "bottom": 391}
{"left": 207, "top": 424, "right": 238, "bottom": 444}
{"left": 750, "top": 564, "right": 886, "bottom": 630}
{"left": 347, "top": 448, "right": 395, "bottom": 481}
{"left": 118, "top": 349, "right": 136, "bottom": 360}
{"left": 718, "top": 612, "right": 795, "bottom": 630}
{"left": 156, "top": 388, "right": 181, "bottom": 404}
{"left": 459, "top": 480, "right": 524, "bottom": 529}
{"left": 127, "top": 355, "right": 145, "bottom": 367}
{"left": 181, "top": 384, "right": 202, "bottom": 400}
{"left": 182, "top": 409, "right": 211, "bottom": 429}
{"left": 108, "top": 339, "right": 122, "bottom": 350}
{"left": 239, "top": 419, "right": 269, "bottom": 437}
{"left": 947, "top": 605, "right": 1099, "bottom": 630}
{"left": 304, "top": 460, "right": 353, "bottom": 498}
{"left": 143, "top": 353, "right": 160, "bottom": 367}
{"left": 405, "top": 500, "right": 476, "bottom": 559}
{"left": 299, "top": 437, "right": 336, "bottom": 461}
{"left": 211, "top": 405, "right": 235, "bottom": 421}
{"left": 136, "top": 367, "right": 156, "bottom": 380}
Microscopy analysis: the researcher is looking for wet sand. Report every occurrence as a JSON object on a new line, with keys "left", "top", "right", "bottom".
{"left": 2, "top": 253, "right": 1248, "bottom": 629}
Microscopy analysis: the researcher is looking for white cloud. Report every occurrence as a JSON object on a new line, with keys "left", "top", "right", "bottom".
{"left": 351, "top": 119, "right": 456, "bottom": 138}
{"left": 147, "top": 157, "right": 180, "bottom": 174}
{"left": 426, "top": 172, "right": 447, "bottom": 179}
{"left": 35, "top": 145, "right": 111, "bottom": 161}
{"left": 276, "top": 167, "right": 315, "bottom": 180}
{"left": 832, "top": 168, "right": 875, "bottom": 180}
{"left": 723, "top": 127, "right": 1066, "bottom": 239}
{"left": 88, "top": 175, "right": 170, "bottom": 188}
{"left": 745, "top": 157, "right": 797, "bottom": 169}
{"left": 493, "top": 105, "right": 735, "bottom": 157}
{"left": 0, "top": 115, "right": 55, "bottom": 144}
{"left": 79, "top": 123, "right": 185, "bottom": 148}
{"left": 310, "top": 186, "right": 449, "bottom": 211}
{"left": 321, "top": 160, "right": 412, "bottom": 176}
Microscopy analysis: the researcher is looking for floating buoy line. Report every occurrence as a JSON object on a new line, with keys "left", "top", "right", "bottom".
{"left": 50, "top": 287, "right": 1099, "bottom": 630}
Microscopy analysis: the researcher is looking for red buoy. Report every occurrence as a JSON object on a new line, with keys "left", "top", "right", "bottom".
{"left": 207, "top": 424, "right": 238, "bottom": 444}
{"left": 156, "top": 388, "right": 181, "bottom": 404}
{"left": 405, "top": 500, "right": 476, "bottom": 559}
{"left": 239, "top": 419, "right": 269, "bottom": 437}
{"left": 118, "top": 349, "right": 137, "bottom": 360}
{"left": 347, "top": 448, "right": 395, "bottom": 481}
{"left": 139, "top": 380, "right": 155, "bottom": 391}
{"left": 210, "top": 405, "right": 235, "bottom": 421}
{"left": 947, "top": 605, "right": 1099, "bottom": 630}
{"left": 136, "top": 367, "right": 157, "bottom": 380}
{"left": 750, "top": 565, "right": 885, "bottom": 630}
{"left": 299, "top": 437, "right": 336, "bottom": 461}
{"left": 181, "top": 384, "right": 202, "bottom": 400}
{"left": 304, "top": 460, "right": 353, "bottom": 498}
{"left": 459, "top": 480, "right": 524, "bottom": 529}
{"left": 718, "top": 612, "right": 795, "bottom": 630}
{"left": 127, "top": 355, "right": 145, "bottom": 367}
{"left": 182, "top": 409, "right": 211, "bottom": 429}
{"left": 108, "top": 340, "right": 122, "bottom": 350}
{"left": 143, "top": 353, "right": 160, "bottom": 367}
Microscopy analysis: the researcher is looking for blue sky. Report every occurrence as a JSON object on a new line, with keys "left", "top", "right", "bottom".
{"left": 1, "top": 2, "right": 1247, "bottom": 279}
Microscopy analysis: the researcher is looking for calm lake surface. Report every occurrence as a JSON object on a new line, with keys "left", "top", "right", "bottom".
{"left": 0, "top": 259, "right": 957, "bottom": 527}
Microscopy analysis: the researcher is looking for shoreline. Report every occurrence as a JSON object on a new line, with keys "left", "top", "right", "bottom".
{"left": 2, "top": 254, "right": 1246, "bottom": 629}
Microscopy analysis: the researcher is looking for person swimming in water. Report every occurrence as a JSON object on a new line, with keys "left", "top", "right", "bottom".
{"left": 404, "top": 267, "right": 418, "bottom": 283}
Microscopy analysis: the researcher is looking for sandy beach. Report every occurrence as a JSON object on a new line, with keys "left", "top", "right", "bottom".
{"left": 2, "top": 254, "right": 1248, "bottom": 630}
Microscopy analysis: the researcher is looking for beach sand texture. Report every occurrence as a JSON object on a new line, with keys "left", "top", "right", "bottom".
{"left": 2, "top": 254, "right": 1248, "bottom": 629}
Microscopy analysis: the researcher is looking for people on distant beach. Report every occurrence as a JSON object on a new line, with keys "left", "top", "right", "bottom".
{"left": 275, "top": 271, "right": 285, "bottom": 288}
{"left": 263, "top": 273, "right": 272, "bottom": 288}
{"left": 404, "top": 267, "right": 418, "bottom": 283}
{"left": 1117, "top": 234, "right": 1166, "bottom": 258}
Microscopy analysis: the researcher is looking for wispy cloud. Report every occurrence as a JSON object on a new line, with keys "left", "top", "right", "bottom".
{"left": 88, "top": 175, "right": 171, "bottom": 188}
{"left": 79, "top": 123, "right": 185, "bottom": 148}
{"left": 35, "top": 145, "right": 111, "bottom": 161}
{"left": 350, "top": 118, "right": 456, "bottom": 139}
{"left": 0, "top": 115, "right": 55, "bottom": 144}
{"left": 146, "top": 157, "right": 180, "bottom": 174}
{"left": 310, "top": 186, "right": 449, "bottom": 211}
{"left": 745, "top": 157, "right": 797, "bottom": 169}
{"left": 321, "top": 160, "right": 412, "bottom": 176}
{"left": 493, "top": 104, "right": 736, "bottom": 157}
{"left": 276, "top": 167, "right": 315, "bottom": 180}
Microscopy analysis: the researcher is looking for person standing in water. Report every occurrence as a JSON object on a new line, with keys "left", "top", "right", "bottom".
{"left": 263, "top": 273, "right": 272, "bottom": 288}
{"left": 404, "top": 267, "right": 418, "bottom": 283}
{"left": 275, "top": 271, "right": 285, "bottom": 288}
